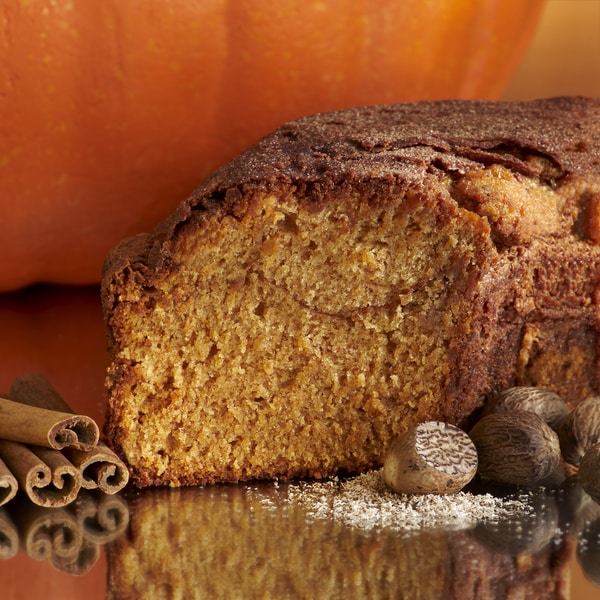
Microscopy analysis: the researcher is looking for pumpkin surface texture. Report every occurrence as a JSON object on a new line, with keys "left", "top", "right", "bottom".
{"left": 0, "top": 0, "right": 544, "bottom": 290}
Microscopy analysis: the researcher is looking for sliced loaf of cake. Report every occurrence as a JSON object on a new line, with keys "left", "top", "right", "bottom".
{"left": 102, "top": 97, "right": 600, "bottom": 487}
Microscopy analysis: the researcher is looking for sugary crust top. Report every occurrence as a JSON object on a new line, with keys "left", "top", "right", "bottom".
{"left": 103, "top": 97, "right": 600, "bottom": 297}
{"left": 197, "top": 95, "right": 600, "bottom": 191}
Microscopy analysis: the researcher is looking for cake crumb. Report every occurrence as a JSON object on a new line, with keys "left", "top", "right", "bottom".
{"left": 277, "top": 470, "right": 533, "bottom": 534}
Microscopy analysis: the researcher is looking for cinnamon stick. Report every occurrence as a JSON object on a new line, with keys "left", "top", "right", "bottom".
{"left": 0, "top": 457, "right": 18, "bottom": 508}
{"left": 0, "top": 396, "right": 99, "bottom": 451}
{"left": 11, "top": 374, "right": 129, "bottom": 494}
{"left": 0, "top": 440, "right": 82, "bottom": 508}
{"left": 0, "top": 376, "right": 100, "bottom": 450}
{"left": 11, "top": 373, "right": 77, "bottom": 413}
{"left": 63, "top": 443, "right": 129, "bottom": 494}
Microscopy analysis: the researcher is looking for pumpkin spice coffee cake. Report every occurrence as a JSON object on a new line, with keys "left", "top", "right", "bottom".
{"left": 101, "top": 97, "right": 600, "bottom": 487}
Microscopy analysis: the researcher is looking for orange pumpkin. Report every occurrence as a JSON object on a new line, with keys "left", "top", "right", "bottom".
{"left": 0, "top": 0, "right": 545, "bottom": 291}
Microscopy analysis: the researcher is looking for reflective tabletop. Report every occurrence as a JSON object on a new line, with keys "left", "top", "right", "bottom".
{"left": 0, "top": 286, "right": 599, "bottom": 599}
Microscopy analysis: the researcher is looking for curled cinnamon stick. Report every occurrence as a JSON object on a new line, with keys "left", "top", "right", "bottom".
{"left": 63, "top": 443, "right": 129, "bottom": 494}
{"left": 11, "top": 374, "right": 129, "bottom": 494}
{"left": 0, "top": 440, "right": 82, "bottom": 508}
{"left": 0, "top": 375, "right": 100, "bottom": 450}
{"left": 0, "top": 396, "right": 99, "bottom": 451}
{"left": 11, "top": 373, "right": 76, "bottom": 413}
{"left": 0, "top": 457, "right": 18, "bottom": 508}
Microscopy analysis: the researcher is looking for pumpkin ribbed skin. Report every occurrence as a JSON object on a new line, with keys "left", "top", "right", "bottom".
{"left": 0, "top": 0, "right": 544, "bottom": 290}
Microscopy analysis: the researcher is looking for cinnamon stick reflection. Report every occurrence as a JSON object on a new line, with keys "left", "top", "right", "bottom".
{"left": 10, "top": 374, "right": 129, "bottom": 495}
{"left": 0, "top": 509, "right": 18, "bottom": 559}
{"left": 4, "top": 490, "right": 130, "bottom": 574}
{"left": 69, "top": 491, "right": 130, "bottom": 545}
{"left": 14, "top": 502, "right": 83, "bottom": 564}
{"left": 8, "top": 499, "right": 96, "bottom": 575}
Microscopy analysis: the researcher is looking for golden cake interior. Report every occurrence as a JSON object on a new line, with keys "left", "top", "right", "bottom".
{"left": 106, "top": 160, "right": 600, "bottom": 485}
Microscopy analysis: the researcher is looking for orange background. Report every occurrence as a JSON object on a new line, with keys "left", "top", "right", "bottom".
{"left": 503, "top": 0, "right": 600, "bottom": 101}
{"left": 0, "top": 1, "right": 600, "bottom": 598}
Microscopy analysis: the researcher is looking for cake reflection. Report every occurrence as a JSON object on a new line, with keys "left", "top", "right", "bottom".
{"left": 106, "top": 481, "right": 573, "bottom": 599}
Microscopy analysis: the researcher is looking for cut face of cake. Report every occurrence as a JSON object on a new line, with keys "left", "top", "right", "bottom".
{"left": 101, "top": 97, "right": 600, "bottom": 487}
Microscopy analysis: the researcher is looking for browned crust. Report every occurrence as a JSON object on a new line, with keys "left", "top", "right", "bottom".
{"left": 102, "top": 97, "right": 600, "bottom": 302}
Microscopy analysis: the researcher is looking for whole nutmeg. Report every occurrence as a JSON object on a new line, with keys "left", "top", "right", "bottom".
{"left": 557, "top": 396, "right": 600, "bottom": 466}
{"left": 383, "top": 421, "right": 478, "bottom": 495}
{"left": 483, "top": 386, "right": 568, "bottom": 430}
{"left": 469, "top": 410, "right": 561, "bottom": 485}
{"left": 578, "top": 442, "right": 600, "bottom": 503}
